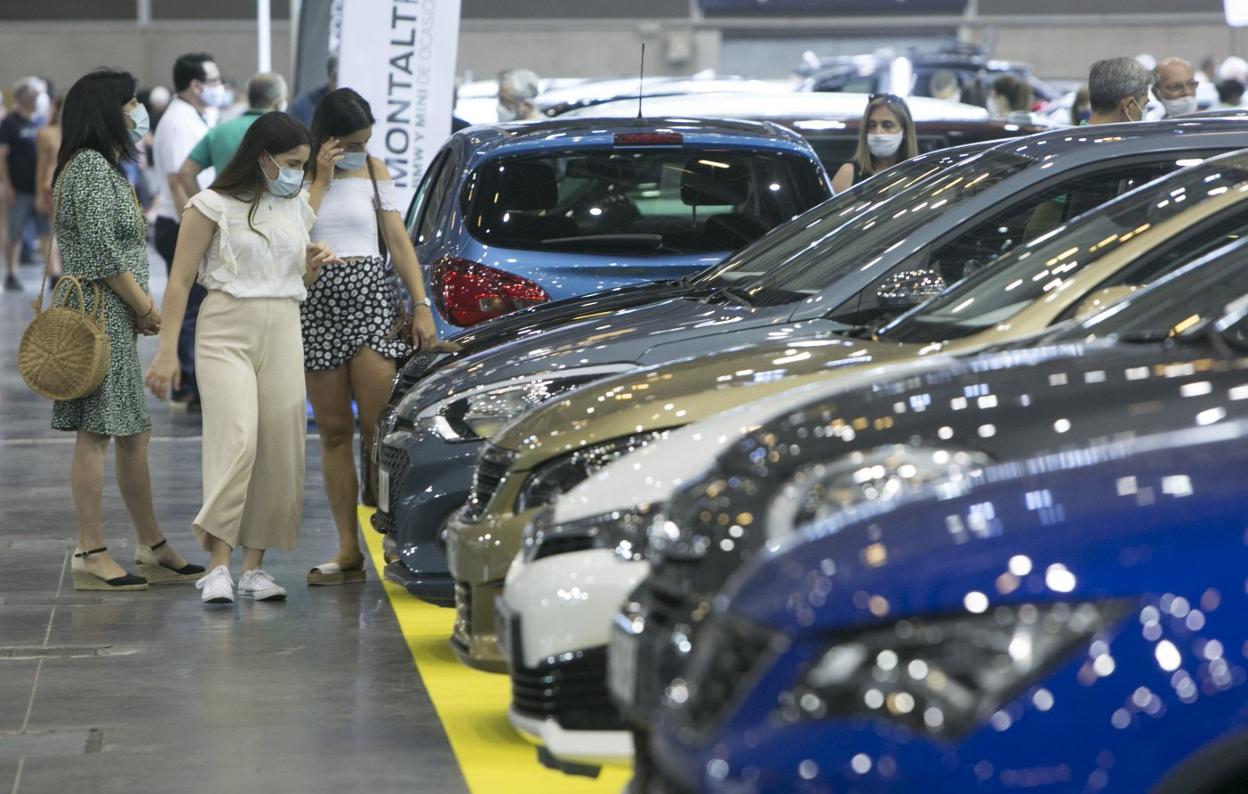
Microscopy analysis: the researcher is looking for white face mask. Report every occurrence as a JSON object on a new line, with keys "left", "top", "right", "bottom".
{"left": 867, "top": 132, "right": 904, "bottom": 159}
{"left": 496, "top": 102, "right": 517, "bottom": 122}
{"left": 1161, "top": 94, "right": 1198, "bottom": 118}
{"left": 200, "top": 83, "right": 227, "bottom": 108}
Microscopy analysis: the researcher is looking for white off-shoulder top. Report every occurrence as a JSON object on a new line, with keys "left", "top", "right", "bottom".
{"left": 187, "top": 188, "right": 317, "bottom": 301}
{"left": 308, "top": 177, "right": 402, "bottom": 259}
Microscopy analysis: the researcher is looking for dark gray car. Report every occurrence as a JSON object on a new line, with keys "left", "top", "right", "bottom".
{"left": 375, "top": 118, "right": 1248, "bottom": 605}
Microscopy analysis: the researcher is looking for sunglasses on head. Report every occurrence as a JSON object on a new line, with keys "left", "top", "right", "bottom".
{"left": 869, "top": 93, "right": 905, "bottom": 103}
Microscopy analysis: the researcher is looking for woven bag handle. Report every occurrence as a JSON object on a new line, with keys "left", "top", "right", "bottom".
{"left": 88, "top": 281, "right": 106, "bottom": 324}
{"left": 50, "top": 275, "right": 88, "bottom": 317}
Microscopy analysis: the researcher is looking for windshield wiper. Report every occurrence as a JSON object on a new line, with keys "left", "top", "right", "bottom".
{"left": 713, "top": 285, "right": 754, "bottom": 308}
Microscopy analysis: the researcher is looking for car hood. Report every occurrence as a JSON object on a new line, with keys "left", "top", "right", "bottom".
{"left": 724, "top": 419, "right": 1248, "bottom": 632}
{"left": 434, "top": 278, "right": 711, "bottom": 362}
{"left": 551, "top": 356, "right": 959, "bottom": 524}
{"left": 409, "top": 295, "right": 836, "bottom": 411}
{"left": 491, "top": 335, "right": 929, "bottom": 467}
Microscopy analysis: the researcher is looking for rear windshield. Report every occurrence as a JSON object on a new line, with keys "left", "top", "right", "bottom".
{"left": 461, "top": 149, "right": 829, "bottom": 256}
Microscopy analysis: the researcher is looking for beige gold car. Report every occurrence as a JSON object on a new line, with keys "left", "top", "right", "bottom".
{"left": 445, "top": 161, "right": 1248, "bottom": 671}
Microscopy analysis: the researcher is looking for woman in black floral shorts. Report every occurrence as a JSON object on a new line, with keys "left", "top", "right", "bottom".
{"left": 303, "top": 89, "right": 439, "bottom": 584}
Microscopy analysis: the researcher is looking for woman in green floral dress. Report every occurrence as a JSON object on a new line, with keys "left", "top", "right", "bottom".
{"left": 52, "top": 69, "right": 203, "bottom": 590}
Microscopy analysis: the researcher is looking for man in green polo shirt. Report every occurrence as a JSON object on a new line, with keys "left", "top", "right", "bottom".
{"left": 177, "top": 71, "right": 287, "bottom": 197}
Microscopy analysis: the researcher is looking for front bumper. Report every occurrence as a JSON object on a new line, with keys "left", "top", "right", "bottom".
{"left": 610, "top": 576, "right": 700, "bottom": 729}
{"left": 445, "top": 471, "right": 538, "bottom": 669}
{"left": 371, "top": 414, "right": 480, "bottom": 606}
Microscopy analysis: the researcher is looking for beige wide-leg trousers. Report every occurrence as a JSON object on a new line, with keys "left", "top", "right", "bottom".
{"left": 192, "top": 291, "right": 305, "bottom": 551}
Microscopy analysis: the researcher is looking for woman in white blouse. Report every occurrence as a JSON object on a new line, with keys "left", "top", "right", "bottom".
{"left": 301, "top": 89, "right": 438, "bottom": 585}
{"left": 145, "top": 112, "right": 339, "bottom": 605}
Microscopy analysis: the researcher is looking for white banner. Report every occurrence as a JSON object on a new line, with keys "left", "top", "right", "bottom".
{"left": 338, "top": 0, "right": 462, "bottom": 206}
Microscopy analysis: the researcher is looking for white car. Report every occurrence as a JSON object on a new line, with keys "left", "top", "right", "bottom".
{"left": 498, "top": 357, "right": 955, "bottom": 772}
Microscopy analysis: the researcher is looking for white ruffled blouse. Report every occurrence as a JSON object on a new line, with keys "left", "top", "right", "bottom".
{"left": 187, "top": 188, "right": 317, "bottom": 301}
{"left": 309, "top": 177, "right": 403, "bottom": 259}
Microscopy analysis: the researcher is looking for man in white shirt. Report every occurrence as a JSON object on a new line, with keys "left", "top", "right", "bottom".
{"left": 152, "top": 52, "right": 224, "bottom": 407}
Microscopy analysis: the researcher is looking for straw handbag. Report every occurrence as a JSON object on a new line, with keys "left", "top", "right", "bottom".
{"left": 18, "top": 275, "right": 110, "bottom": 401}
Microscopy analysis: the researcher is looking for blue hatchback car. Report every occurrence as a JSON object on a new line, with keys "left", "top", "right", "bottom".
{"left": 405, "top": 117, "right": 832, "bottom": 335}
{"left": 651, "top": 423, "right": 1248, "bottom": 793}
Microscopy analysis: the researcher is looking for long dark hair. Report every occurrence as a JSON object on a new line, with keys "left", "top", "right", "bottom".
{"left": 308, "top": 88, "right": 375, "bottom": 182}
{"left": 54, "top": 69, "right": 138, "bottom": 182}
{"left": 853, "top": 94, "right": 919, "bottom": 180}
{"left": 209, "top": 111, "right": 311, "bottom": 234}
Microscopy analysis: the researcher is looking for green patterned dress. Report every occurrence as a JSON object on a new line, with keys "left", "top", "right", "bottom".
{"left": 50, "top": 149, "right": 151, "bottom": 437}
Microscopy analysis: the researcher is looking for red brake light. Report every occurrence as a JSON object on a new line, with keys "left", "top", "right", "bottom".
{"left": 431, "top": 256, "right": 551, "bottom": 327}
{"left": 613, "top": 131, "right": 683, "bottom": 147}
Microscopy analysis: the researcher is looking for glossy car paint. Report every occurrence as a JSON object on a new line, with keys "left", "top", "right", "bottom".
{"left": 444, "top": 145, "right": 1248, "bottom": 670}
{"left": 650, "top": 423, "right": 1248, "bottom": 792}
{"left": 383, "top": 119, "right": 1248, "bottom": 608}
{"left": 496, "top": 360, "right": 957, "bottom": 768}
{"left": 617, "top": 297, "right": 1248, "bottom": 744}
{"left": 408, "top": 116, "right": 831, "bottom": 337}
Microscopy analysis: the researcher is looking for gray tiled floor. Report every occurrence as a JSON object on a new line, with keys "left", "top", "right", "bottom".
{"left": 0, "top": 256, "right": 467, "bottom": 793}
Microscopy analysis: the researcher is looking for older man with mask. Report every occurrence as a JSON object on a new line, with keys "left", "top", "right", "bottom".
{"left": 1154, "top": 57, "right": 1200, "bottom": 118}
{"left": 1088, "top": 56, "right": 1153, "bottom": 125}
{"left": 497, "top": 68, "right": 542, "bottom": 121}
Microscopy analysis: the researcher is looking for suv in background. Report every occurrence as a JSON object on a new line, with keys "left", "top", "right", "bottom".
{"left": 800, "top": 46, "right": 1058, "bottom": 108}
{"left": 406, "top": 117, "right": 831, "bottom": 336}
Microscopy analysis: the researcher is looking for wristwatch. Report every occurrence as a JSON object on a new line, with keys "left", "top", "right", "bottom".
{"left": 416, "top": 296, "right": 433, "bottom": 309}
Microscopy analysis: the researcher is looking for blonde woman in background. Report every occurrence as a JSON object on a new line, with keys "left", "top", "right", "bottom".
{"left": 832, "top": 94, "right": 919, "bottom": 194}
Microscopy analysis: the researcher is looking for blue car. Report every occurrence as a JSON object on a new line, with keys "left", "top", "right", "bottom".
{"left": 650, "top": 422, "right": 1248, "bottom": 792}
{"left": 405, "top": 117, "right": 832, "bottom": 336}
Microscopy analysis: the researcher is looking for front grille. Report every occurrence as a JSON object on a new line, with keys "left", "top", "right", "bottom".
{"left": 512, "top": 644, "right": 627, "bottom": 732}
{"left": 532, "top": 534, "right": 597, "bottom": 561}
{"left": 644, "top": 579, "right": 693, "bottom": 632}
{"left": 372, "top": 443, "right": 410, "bottom": 529}
{"left": 388, "top": 351, "right": 443, "bottom": 404}
{"left": 460, "top": 445, "right": 516, "bottom": 524}
{"left": 682, "top": 616, "right": 778, "bottom": 733}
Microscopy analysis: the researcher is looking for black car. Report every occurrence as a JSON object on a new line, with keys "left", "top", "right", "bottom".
{"left": 612, "top": 232, "right": 1248, "bottom": 775}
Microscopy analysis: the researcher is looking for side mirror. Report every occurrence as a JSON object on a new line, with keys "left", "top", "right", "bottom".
{"left": 875, "top": 268, "right": 948, "bottom": 307}
{"left": 1073, "top": 285, "right": 1140, "bottom": 322}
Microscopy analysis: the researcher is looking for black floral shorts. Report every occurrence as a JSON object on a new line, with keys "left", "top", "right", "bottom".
{"left": 300, "top": 255, "right": 413, "bottom": 371}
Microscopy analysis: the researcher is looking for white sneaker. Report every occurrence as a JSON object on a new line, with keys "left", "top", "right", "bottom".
{"left": 196, "top": 565, "right": 235, "bottom": 605}
{"left": 238, "top": 569, "right": 287, "bottom": 601}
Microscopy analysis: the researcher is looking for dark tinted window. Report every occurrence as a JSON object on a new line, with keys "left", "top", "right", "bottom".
{"left": 462, "top": 150, "right": 829, "bottom": 255}
{"left": 418, "top": 153, "right": 459, "bottom": 245}
{"left": 885, "top": 154, "right": 1248, "bottom": 342}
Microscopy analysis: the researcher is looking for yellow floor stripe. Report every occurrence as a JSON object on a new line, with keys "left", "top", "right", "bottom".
{"left": 360, "top": 508, "right": 632, "bottom": 793}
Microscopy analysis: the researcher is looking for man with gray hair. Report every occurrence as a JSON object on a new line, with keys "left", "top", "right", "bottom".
{"left": 1154, "top": 57, "right": 1199, "bottom": 118}
{"left": 1088, "top": 57, "right": 1153, "bottom": 125}
{"left": 178, "top": 71, "right": 288, "bottom": 197}
{"left": 497, "top": 68, "right": 542, "bottom": 122}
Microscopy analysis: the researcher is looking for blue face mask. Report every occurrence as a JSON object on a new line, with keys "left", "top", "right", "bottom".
{"left": 126, "top": 103, "right": 150, "bottom": 143}
{"left": 265, "top": 153, "right": 304, "bottom": 198}
{"left": 336, "top": 151, "right": 367, "bottom": 171}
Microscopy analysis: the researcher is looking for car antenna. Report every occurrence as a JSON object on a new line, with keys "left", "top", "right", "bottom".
{"left": 637, "top": 42, "right": 646, "bottom": 119}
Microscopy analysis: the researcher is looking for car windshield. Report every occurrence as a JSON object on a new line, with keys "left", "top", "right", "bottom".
{"left": 462, "top": 149, "right": 828, "bottom": 256}
{"left": 737, "top": 149, "right": 1034, "bottom": 306}
{"left": 881, "top": 154, "right": 1248, "bottom": 343}
{"left": 690, "top": 144, "right": 992, "bottom": 293}
{"left": 1046, "top": 237, "right": 1248, "bottom": 342}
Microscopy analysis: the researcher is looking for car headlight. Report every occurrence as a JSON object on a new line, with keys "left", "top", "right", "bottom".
{"left": 395, "top": 364, "right": 634, "bottom": 442}
{"left": 777, "top": 600, "right": 1130, "bottom": 737}
{"left": 522, "top": 503, "right": 662, "bottom": 563}
{"left": 515, "top": 430, "right": 671, "bottom": 513}
{"left": 767, "top": 445, "right": 992, "bottom": 540}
